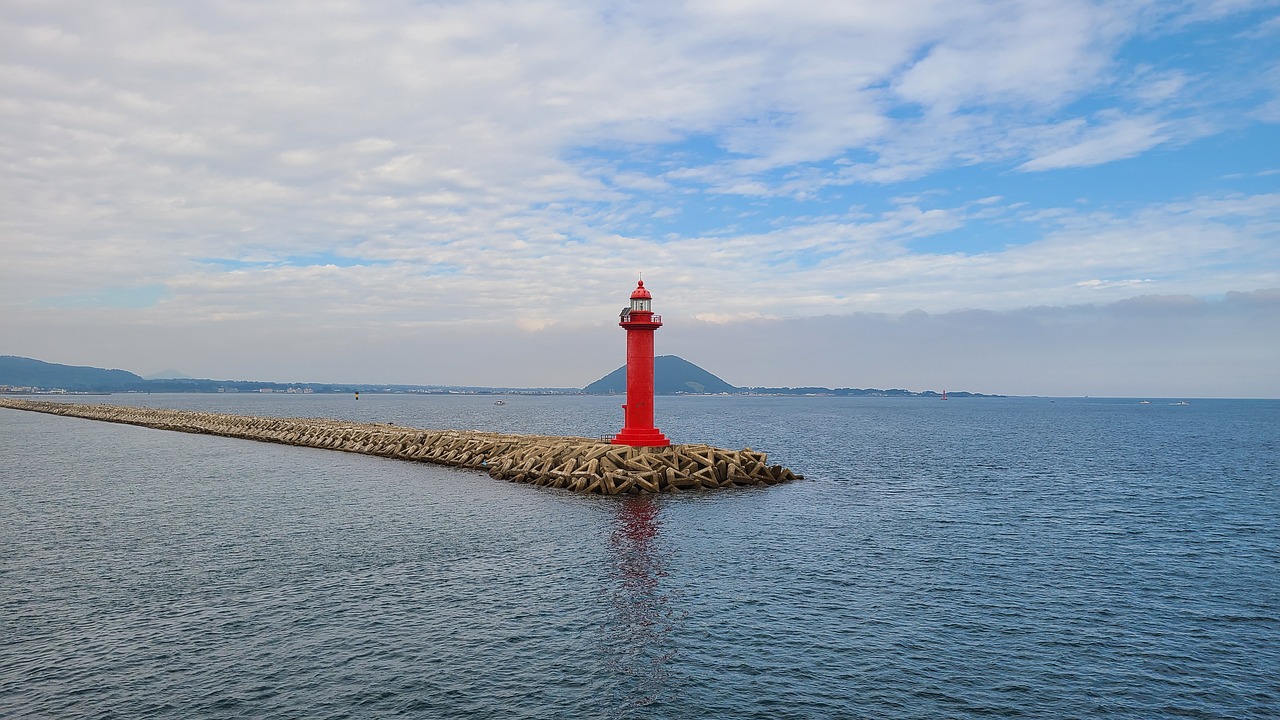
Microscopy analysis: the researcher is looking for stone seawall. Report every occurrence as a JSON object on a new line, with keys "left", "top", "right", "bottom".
{"left": 0, "top": 398, "right": 801, "bottom": 494}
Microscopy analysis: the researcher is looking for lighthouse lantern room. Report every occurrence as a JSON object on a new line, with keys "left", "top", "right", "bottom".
{"left": 612, "top": 278, "right": 671, "bottom": 447}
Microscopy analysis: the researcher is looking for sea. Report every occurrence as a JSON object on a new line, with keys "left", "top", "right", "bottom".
{"left": 1, "top": 393, "right": 1277, "bottom": 719}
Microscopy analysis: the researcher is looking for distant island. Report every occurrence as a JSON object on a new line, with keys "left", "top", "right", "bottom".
{"left": 0, "top": 354, "right": 997, "bottom": 397}
{"left": 584, "top": 355, "right": 738, "bottom": 394}
{"left": 584, "top": 355, "right": 996, "bottom": 397}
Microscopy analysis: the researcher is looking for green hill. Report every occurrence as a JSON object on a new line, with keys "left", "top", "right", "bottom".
{"left": 583, "top": 355, "right": 738, "bottom": 394}
{"left": 0, "top": 355, "right": 145, "bottom": 391}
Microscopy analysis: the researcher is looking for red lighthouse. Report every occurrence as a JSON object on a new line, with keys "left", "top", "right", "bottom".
{"left": 613, "top": 278, "right": 671, "bottom": 447}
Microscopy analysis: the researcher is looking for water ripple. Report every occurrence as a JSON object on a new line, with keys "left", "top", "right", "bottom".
{"left": 2, "top": 396, "right": 1277, "bottom": 718}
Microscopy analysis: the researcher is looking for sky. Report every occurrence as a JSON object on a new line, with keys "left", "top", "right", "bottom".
{"left": 2, "top": 0, "right": 1278, "bottom": 397}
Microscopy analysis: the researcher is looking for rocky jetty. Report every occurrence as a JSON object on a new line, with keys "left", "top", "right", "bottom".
{"left": 0, "top": 399, "right": 801, "bottom": 494}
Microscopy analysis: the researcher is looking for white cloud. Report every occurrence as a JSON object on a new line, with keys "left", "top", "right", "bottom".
{"left": 1018, "top": 115, "right": 1169, "bottom": 171}
{"left": 1076, "top": 278, "right": 1155, "bottom": 289}
{"left": 664, "top": 289, "right": 1280, "bottom": 397}
{"left": 6, "top": 287, "right": 1276, "bottom": 397}
{"left": 1127, "top": 68, "right": 1191, "bottom": 105}
{"left": 1, "top": 0, "right": 1277, "bottom": 391}
{"left": 893, "top": 2, "right": 1121, "bottom": 111}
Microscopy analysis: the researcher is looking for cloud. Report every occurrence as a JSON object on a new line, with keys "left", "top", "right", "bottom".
{"left": 0, "top": 0, "right": 1148, "bottom": 223}
{"left": 4, "top": 186, "right": 1277, "bottom": 338}
{"left": 892, "top": 2, "right": 1121, "bottom": 112}
{"left": 663, "top": 289, "right": 1280, "bottom": 398}
{"left": 1076, "top": 278, "right": 1155, "bottom": 290}
{"left": 2, "top": 0, "right": 1277, "bottom": 393}
{"left": 1018, "top": 115, "right": 1170, "bottom": 171}
{"left": 7, "top": 285, "right": 1276, "bottom": 397}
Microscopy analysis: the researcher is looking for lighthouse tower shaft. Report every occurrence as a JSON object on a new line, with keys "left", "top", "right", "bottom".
{"left": 613, "top": 280, "right": 671, "bottom": 447}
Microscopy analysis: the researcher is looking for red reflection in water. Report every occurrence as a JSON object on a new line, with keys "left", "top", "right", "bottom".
{"left": 612, "top": 496, "right": 667, "bottom": 608}
{"left": 615, "top": 495, "right": 659, "bottom": 550}
{"left": 607, "top": 495, "right": 679, "bottom": 707}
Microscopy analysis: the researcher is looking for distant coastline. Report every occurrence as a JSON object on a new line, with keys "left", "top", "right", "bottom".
{"left": 0, "top": 354, "right": 999, "bottom": 398}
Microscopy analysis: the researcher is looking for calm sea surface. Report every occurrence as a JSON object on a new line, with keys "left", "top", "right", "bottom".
{"left": 2, "top": 394, "right": 1277, "bottom": 719}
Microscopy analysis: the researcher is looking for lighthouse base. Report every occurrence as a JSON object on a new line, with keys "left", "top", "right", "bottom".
{"left": 612, "top": 427, "right": 671, "bottom": 447}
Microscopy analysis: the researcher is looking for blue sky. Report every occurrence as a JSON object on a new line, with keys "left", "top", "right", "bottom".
{"left": 2, "top": 0, "right": 1278, "bottom": 395}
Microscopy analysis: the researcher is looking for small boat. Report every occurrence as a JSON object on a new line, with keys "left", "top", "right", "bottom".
{"left": 1138, "top": 400, "right": 1151, "bottom": 404}
{"left": 494, "top": 400, "right": 506, "bottom": 406}
{"left": 1171, "top": 401, "right": 1190, "bottom": 406}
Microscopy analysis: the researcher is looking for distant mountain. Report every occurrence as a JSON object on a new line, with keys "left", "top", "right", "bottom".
{"left": 583, "top": 355, "right": 738, "bottom": 395}
{"left": 0, "top": 355, "right": 145, "bottom": 391}
{"left": 0, "top": 355, "right": 580, "bottom": 395}
{"left": 145, "top": 369, "right": 192, "bottom": 380}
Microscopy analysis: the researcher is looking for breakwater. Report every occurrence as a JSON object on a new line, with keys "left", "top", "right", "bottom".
{"left": 0, "top": 398, "right": 800, "bottom": 494}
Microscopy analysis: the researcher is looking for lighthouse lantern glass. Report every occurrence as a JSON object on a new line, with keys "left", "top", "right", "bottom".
{"left": 631, "top": 297, "right": 651, "bottom": 312}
